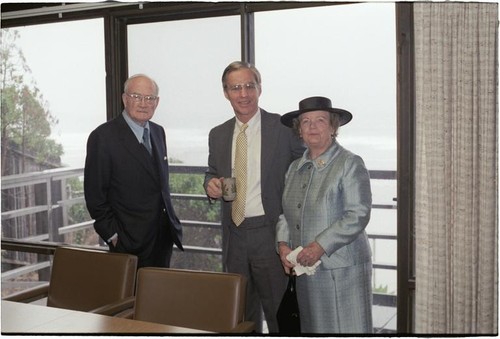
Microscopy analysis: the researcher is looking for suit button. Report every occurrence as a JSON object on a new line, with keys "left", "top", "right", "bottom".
{"left": 302, "top": 183, "right": 307, "bottom": 189}
{"left": 296, "top": 224, "right": 300, "bottom": 230}
{"left": 163, "top": 208, "right": 166, "bottom": 213}
{"left": 297, "top": 203, "right": 301, "bottom": 208}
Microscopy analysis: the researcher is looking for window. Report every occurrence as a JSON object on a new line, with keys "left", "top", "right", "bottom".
{"left": 127, "top": 16, "right": 240, "bottom": 165}
{"left": 9, "top": 19, "right": 106, "bottom": 169}
{"left": 255, "top": 3, "right": 397, "bottom": 331}
{"left": 127, "top": 15, "right": 241, "bottom": 270}
{"left": 2, "top": 19, "right": 105, "bottom": 250}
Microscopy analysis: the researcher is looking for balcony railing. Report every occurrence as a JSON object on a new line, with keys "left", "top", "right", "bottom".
{"left": 1, "top": 165, "right": 397, "bottom": 333}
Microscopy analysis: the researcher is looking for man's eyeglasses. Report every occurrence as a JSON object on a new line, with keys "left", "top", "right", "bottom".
{"left": 226, "top": 83, "right": 259, "bottom": 93}
{"left": 125, "top": 93, "right": 158, "bottom": 104}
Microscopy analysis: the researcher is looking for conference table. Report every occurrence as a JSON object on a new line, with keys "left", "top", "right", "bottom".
{"left": 1, "top": 300, "right": 212, "bottom": 334}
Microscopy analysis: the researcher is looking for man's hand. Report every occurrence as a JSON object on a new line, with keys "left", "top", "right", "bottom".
{"left": 206, "top": 177, "right": 224, "bottom": 199}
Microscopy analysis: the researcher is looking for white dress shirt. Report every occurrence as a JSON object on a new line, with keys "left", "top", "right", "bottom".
{"left": 232, "top": 110, "right": 265, "bottom": 218}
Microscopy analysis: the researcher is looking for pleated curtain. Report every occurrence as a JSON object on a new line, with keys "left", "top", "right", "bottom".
{"left": 413, "top": 3, "right": 498, "bottom": 334}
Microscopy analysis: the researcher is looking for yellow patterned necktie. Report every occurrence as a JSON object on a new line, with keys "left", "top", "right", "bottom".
{"left": 232, "top": 123, "right": 248, "bottom": 226}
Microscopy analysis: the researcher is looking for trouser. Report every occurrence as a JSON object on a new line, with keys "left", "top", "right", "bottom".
{"left": 138, "top": 212, "right": 174, "bottom": 269}
{"left": 137, "top": 224, "right": 173, "bottom": 269}
{"left": 226, "top": 216, "right": 287, "bottom": 333}
{"left": 111, "top": 213, "right": 174, "bottom": 269}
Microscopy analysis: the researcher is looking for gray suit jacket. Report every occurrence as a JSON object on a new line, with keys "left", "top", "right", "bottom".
{"left": 204, "top": 109, "right": 304, "bottom": 265}
{"left": 276, "top": 142, "right": 372, "bottom": 269}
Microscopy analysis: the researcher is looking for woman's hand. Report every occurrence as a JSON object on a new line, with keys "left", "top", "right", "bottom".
{"left": 278, "top": 242, "right": 295, "bottom": 275}
{"left": 296, "top": 241, "right": 325, "bottom": 267}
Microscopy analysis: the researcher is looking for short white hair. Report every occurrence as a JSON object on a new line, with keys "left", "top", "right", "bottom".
{"left": 123, "top": 74, "right": 159, "bottom": 95}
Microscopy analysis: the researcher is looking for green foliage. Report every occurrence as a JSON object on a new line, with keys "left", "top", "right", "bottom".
{"left": 66, "top": 178, "right": 91, "bottom": 224}
{"left": 373, "top": 284, "right": 387, "bottom": 293}
{"left": 67, "top": 177, "right": 84, "bottom": 196}
{"left": 169, "top": 171, "right": 223, "bottom": 271}
{"left": 65, "top": 177, "right": 92, "bottom": 245}
{"left": 169, "top": 173, "right": 220, "bottom": 223}
{"left": 373, "top": 284, "right": 395, "bottom": 295}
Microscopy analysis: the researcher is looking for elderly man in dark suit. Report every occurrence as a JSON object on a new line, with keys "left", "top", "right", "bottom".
{"left": 84, "top": 74, "right": 183, "bottom": 269}
{"left": 204, "top": 61, "right": 304, "bottom": 333}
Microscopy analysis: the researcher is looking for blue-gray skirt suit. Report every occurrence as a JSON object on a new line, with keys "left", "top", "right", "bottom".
{"left": 276, "top": 141, "right": 373, "bottom": 333}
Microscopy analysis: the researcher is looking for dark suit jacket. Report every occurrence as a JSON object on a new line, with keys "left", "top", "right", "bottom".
{"left": 84, "top": 113, "right": 183, "bottom": 259}
{"left": 204, "top": 109, "right": 304, "bottom": 265}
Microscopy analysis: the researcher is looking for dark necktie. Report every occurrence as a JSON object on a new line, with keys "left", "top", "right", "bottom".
{"left": 142, "top": 127, "right": 152, "bottom": 155}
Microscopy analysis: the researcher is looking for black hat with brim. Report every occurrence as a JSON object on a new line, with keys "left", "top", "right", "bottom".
{"left": 281, "top": 96, "right": 353, "bottom": 127}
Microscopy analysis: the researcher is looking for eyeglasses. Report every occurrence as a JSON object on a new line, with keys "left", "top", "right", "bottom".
{"left": 226, "top": 83, "right": 259, "bottom": 93}
{"left": 125, "top": 93, "right": 158, "bottom": 104}
{"left": 299, "top": 116, "right": 330, "bottom": 129}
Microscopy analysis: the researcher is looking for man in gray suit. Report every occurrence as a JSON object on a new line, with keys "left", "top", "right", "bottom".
{"left": 204, "top": 61, "right": 304, "bottom": 333}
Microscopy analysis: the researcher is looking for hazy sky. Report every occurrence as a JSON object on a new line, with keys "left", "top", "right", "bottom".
{"left": 128, "top": 3, "right": 397, "bottom": 169}
{"left": 12, "top": 3, "right": 396, "bottom": 171}
{"left": 15, "top": 19, "right": 106, "bottom": 135}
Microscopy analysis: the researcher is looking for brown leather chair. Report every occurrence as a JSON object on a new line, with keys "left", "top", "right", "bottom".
{"left": 133, "top": 267, "right": 255, "bottom": 333}
{"left": 3, "top": 246, "right": 137, "bottom": 316}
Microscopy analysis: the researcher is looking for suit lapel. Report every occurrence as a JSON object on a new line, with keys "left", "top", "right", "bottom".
{"left": 115, "top": 115, "right": 158, "bottom": 181}
{"left": 221, "top": 118, "right": 236, "bottom": 178}
{"left": 260, "top": 110, "right": 279, "bottom": 185}
{"left": 150, "top": 123, "right": 169, "bottom": 181}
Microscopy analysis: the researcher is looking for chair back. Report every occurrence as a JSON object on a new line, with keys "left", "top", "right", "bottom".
{"left": 47, "top": 247, "right": 137, "bottom": 311}
{"left": 134, "top": 268, "right": 247, "bottom": 333}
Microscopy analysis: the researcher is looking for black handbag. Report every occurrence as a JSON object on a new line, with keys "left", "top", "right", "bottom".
{"left": 277, "top": 273, "right": 301, "bottom": 334}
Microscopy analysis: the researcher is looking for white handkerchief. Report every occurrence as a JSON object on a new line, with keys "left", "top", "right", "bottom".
{"left": 286, "top": 246, "right": 321, "bottom": 276}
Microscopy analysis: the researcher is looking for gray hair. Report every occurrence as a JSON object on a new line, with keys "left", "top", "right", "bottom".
{"left": 124, "top": 74, "right": 159, "bottom": 96}
{"left": 221, "top": 61, "right": 262, "bottom": 89}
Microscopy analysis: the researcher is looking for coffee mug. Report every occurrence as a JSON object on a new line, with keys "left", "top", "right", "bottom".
{"left": 222, "top": 177, "right": 236, "bottom": 201}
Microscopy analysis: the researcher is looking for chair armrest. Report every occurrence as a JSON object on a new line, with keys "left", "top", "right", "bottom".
{"left": 2, "top": 283, "right": 49, "bottom": 303}
{"left": 89, "top": 296, "right": 135, "bottom": 316}
{"left": 113, "top": 307, "right": 135, "bottom": 319}
{"left": 228, "top": 321, "right": 255, "bottom": 333}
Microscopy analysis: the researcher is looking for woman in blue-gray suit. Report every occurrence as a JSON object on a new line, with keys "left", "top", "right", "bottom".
{"left": 276, "top": 96, "right": 373, "bottom": 334}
